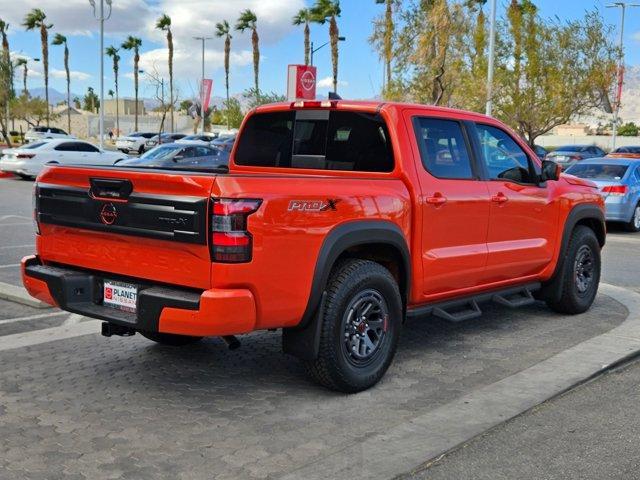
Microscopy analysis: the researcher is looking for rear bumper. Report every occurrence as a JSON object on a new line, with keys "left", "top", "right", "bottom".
{"left": 604, "top": 198, "right": 634, "bottom": 223}
{"left": 21, "top": 255, "right": 257, "bottom": 336}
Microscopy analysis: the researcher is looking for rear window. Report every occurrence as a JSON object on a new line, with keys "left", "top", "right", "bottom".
{"left": 566, "top": 163, "right": 628, "bottom": 180}
{"left": 234, "top": 110, "right": 394, "bottom": 172}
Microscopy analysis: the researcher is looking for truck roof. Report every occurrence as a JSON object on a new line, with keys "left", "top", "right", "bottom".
{"left": 253, "top": 100, "right": 494, "bottom": 123}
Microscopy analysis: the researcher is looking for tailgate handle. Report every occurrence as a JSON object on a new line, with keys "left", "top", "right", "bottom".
{"left": 89, "top": 178, "right": 133, "bottom": 200}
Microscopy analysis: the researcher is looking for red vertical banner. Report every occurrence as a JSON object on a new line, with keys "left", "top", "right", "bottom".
{"left": 287, "top": 65, "right": 317, "bottom": 101}
{"left": 201, "top": 79, "right": 213, "bottom": 112}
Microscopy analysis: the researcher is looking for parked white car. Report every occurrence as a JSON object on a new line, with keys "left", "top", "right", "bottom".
{"left": 25, "top": 126, "right": 75, "bottom": 143}
{"left": 0, "top": 139, "right": 127, "bottom": 179}
{"left": 115, "top": 132, "right": 156, "bottom": 154}
{"left": 174, "top": 134, "right": 219, "bottom": 146}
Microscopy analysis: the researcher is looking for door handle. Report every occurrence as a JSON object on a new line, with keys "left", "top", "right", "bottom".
{"left": 426, "top": 193, "right": 447, "bottom": 206}
{"left": 491, "top": 192, "right": 508, "bottom": 203}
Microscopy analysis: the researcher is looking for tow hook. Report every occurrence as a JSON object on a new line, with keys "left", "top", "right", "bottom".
{"left": 221, "top": 335, "right": 241, "bottom": 350}
{"left": 101, "top": 322, "right": 136, "bottom": 337}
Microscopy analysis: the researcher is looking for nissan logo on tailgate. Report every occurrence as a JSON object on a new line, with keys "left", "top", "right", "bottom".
{"left": 100, "top": 203, "right": 118, "bottom": 225}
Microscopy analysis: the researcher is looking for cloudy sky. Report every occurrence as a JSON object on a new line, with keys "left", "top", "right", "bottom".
{"left": 1, "top": 0, "right": 639, "bottom": 101}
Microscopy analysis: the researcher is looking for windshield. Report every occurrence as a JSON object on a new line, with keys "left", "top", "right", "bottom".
{"left": 139, "top": 145, "right": 181, "bottom": 160}
{"left": 21, "top": 142, "right": 48, "bottom": 150}
{"left": 613, "top": 146, "right": 640, "bottom": 154}
{"left": 566, "top": 163, "right": 629, "bottom": 180}
{"left": 554, "top": 146, "right": 585, "bottom": 152}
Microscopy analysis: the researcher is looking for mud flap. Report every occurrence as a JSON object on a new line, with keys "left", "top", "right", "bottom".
{"left": 282, "top": 292, "right": 326, "bottom": 361}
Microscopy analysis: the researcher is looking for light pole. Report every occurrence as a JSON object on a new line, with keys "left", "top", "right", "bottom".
{"left": 193, "top": 36, "right": 212, "bottom": 134}
{"left": 485, "top": 0, "right": 497, "bottom": 116}
{"left": 310, "top": 36, "right": 346, "bottom": 66}
{"left": 607, "top": 2, "right": 639, "bottom": 150}
{"left": 89, "top": 0, "right": 112, "bottom": 149}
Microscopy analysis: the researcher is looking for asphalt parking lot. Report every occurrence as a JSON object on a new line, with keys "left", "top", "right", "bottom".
{"left": 1, "top": 175, "right": 640, "bottom": 479}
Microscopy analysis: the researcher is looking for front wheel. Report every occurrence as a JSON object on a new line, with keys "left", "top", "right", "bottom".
{"left": 304, "top": 259, "right": 402, "bottom": 393}
{"left": 546, "top": 225, "right": 601, "bottom": 314}
{"left": 624, "top": 203, "right": 640, "bottom": 233}
{"left": 139, "top": 331, "right": 203, "bottom": 346}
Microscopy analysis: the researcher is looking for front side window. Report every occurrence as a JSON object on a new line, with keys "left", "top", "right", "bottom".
{"left": 54, "top": 142, "right": 78, "bottom": 152}
{"left": 475, "top": 124, "right": 536, "bottom": 184}
{"left": 413, "top": 118, "right": 474, "bottom": 179}
{"left": 235, "top": 110, "right": 394, "bottom": 172}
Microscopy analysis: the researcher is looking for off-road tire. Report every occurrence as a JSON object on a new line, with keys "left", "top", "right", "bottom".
{"left": 139, "top": 331, "right": 203, "bottom": 346}
{"left": 546, "top": 225, "right": 601, "bottom": 314}
{"left": 624, "top": 202, "right": 640, "bottom": 233}
{"left": 304, "top": 259, "right": 402, "bottom": 393}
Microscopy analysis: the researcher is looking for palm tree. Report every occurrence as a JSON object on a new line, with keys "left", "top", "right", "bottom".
{"left": 375, "top": 0, "right": 393, "bottom": 89}
{"left": 156, "top": 14, "right": 174, "bottom": 132}
{"left": 15, "top": 58, "right": 28, "bottom": 96}
{"left": 108, "top": 89, "right": 114, "bottom": 98}
{"left": 311, "top": 0, "right": 342, "bottom": 93}
{"left": 292, "top": 9, "right": 312, "bottom": 66}
{"left": 52, "top": 33, "right": 71, "bottom": 133}
{"left": 121, "top": 36, "right": 142, "bottom": 130}
{"left": 23, "top": 9, "right": 53, "bottom": 125}
{"left": 0, "top": 20, "right": 11, "bottom": 108}
{"left": 236, "top": 9, "right": 260, "bottom": 102}
{"left": 105, "top": 45, "right": 120, "bottom": 138}
{"left": 215, "top": 20, "right": 232, "bottom": 129}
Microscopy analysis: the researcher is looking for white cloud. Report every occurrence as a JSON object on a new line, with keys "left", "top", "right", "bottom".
{"left": 51, "top": 69, "right": 91, "bottom": 81}
{"left": 633, "top": 31, "right": 640, "bottom": 42}
{"left": 317, "top": 76, "right": 349, "bottom": 89}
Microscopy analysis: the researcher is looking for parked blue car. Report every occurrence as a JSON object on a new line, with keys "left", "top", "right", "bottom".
{"left": 565, "top": 158, "right": 640, "bottom": 232}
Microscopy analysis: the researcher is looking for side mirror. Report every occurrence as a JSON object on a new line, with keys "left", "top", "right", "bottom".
{"left": 541, "top": 160, "right": 562, "bottom": 182}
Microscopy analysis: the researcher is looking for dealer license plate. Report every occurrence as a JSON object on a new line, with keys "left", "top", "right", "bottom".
{"left": 103, "top": 280, "right": 138, "bottom": 313}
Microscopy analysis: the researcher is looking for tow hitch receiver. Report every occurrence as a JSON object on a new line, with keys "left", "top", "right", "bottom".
{"left": 101, "top": 322, "right": 136, "bottom": 337}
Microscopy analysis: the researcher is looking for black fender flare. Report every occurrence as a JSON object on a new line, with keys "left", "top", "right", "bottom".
{"left": 538, "top": 203, "right": 605, "bottom": 303}
{"left": 282, "top": 220, "right": 410, "bottom": 361}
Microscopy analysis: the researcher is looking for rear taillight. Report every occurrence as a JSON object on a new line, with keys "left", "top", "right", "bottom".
{"left": 33, "top": 183, "right": 40, "bottom": 234}
{"left": 17, "top": 153, "right": 35, "bottom": 159}
{"left": 210, "top": 198, "right": 261, "bottom": 263}
{"left": 602, "top": 185, "right": 628, "bottom": 196}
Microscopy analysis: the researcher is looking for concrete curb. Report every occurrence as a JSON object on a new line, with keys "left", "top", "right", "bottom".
{"left": 0, "top": 320, "right": 100, "bottom": 352}
{"left": 281, "top": 283, "right": 640, "bottom": 480}
{"left": 0, "top": 281, "right": 51, "bottom": 309}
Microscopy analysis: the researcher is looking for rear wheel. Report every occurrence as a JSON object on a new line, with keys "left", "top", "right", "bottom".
{"left": 304, "top": 259, "right": 402, "bottom": 393}
{"left": 546, "top": 225, "right": 601, "bottom": 314}
{"left": 139, "top": 331, "right": 203, "bottom": 346}
{"left": 624, "top": 203, "right": 640, "bottom": 233}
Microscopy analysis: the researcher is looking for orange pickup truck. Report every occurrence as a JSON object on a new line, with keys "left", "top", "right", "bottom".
{"left": 22, "top": 100, "right": 605, "bottom": 392}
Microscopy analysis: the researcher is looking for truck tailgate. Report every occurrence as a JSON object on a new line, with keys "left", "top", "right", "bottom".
{"left": 35, "top": 165, "right": 217, "bottom": 290}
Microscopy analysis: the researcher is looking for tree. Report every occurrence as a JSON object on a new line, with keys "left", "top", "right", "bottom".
{"left": 15, "top": 58, "right": 28, "bottom": 96}
{"left": 219, "top": 98, "right": 244, "bottom": 129}
{"left": 11, "top": 94, "right": 56, "bottom": 127}
{"left": 156, "top": 14, "right": 174, "bottom": 132}
{"left": 0, "top": 19, "right": 12, "bottom": 143}
{"left": 311, "top": 0, "right": 342, "bottom": 93}
{"left": 23, "top": 9, "right": 52, "bottom": 126}
{"left": 179, "top": 99, "right": 192, "bottom": 113}
{"left": 372, "top": 0, "right": 394, "bottom": 90}
{"left": 83, "top": 86, "right": 99, "bottom": 113}
{"left": 121, "top": 36, "right": 142, "bottom": 130}
{"left": 292, "top": 9, "right": 312, "bottom": 66}
{"left": 242, "top": 88, "right": 286, "bottom": 109}
{"left": 52, "top": 33, "right": 71, "bottom": 133}
{"left": 618, "top": 122, "right": 639, "bottom": 137}
{"left": 0, "top": 48, "right": 12, "bottom": 144}
{"left": 215, "top": 20, "right": 233, "bottom": 130}
{"left": 144, "top": 66, "right": 179, "bottom": 137}
{"left": 105, "top": 45, "right": 120, "bottom": 137}
{"left": 236, "top": 10, "right": 260, "bottom": 103}
{"left": 72, "top": 97, "right": 81, "bottom": 109}
{"left": 494, "top": 5, "right": 617, "bottom": 145}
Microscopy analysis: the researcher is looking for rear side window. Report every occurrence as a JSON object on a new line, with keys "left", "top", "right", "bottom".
{"left": 75, "top": 142, "right": 100, "bottom": 152}
{"left": 235, "top": 110, "right": 394, "bottom": 172}
{"left": 413, "top": 118, "right": 474, "bottom": 179}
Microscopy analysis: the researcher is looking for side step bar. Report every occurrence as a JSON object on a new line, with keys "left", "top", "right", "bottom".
{"left": 406, "top": 282, "right": 540, "bottom": 323}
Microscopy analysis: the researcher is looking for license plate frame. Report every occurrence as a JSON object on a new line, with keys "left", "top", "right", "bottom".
{"left": 103, "top": 280, "right": 138, "bottom": 313}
